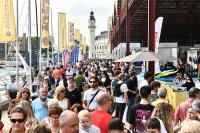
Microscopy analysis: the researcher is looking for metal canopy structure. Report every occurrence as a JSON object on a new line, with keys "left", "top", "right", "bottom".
{"left": 111, "top": 0, "right": 200, "bottom": 52}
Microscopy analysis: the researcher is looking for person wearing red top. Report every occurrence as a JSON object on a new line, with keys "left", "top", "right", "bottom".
{"left": 91, "top": 92, "right": 113, "bottom": 133}
{"left": 174, "top": 87, "right": 200, "bottom": 125}
{"left": 58, "top": 65, "right": 66, "bottom": 76}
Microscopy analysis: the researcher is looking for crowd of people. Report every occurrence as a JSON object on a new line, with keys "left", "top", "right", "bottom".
{"left": 0, "top": 60, "right": 200, "bottom": 133}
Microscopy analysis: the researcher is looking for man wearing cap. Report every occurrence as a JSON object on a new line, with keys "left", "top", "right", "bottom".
{"left": 19, "top": 74, "right": 29, "bottom": 89}
{"left": 6, "top": 75, "right": 18, "bottom": 100}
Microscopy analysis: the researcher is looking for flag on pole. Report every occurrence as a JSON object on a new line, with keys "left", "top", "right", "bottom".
{"left": 0, "top": 0, "right": 16, "bottom": 42}
{"left": 154, "top": 17, "right": 163, "bottom": 74}
{"left": 58, "top": 12, "right": 67, "bottom": 52}
{"left": 40, "top": 0, "right": 50, "bottom": 48}
{"left": 68, "top": 22, "right": 74, "bottom": 48}
{"left": 63, "top": 50, "right": 69, "bottom": 69}
{"left": 12, "top": 44, "right": 30, "bottom": 73}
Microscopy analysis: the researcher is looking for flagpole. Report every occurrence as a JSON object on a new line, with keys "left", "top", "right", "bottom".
{"left": 51, "top": 8, "right": 54, "bottom": 65}
{"left": 28, "top": 0, "right": 32, "bottom": 89}
{"left": 47, "top": 48, "right": 49, "bottom": 66}
{"left": 39, "top": 0, "right": 42, "bottom": 71}
{"left": 16, "top": 0, "right": 19, "bottom": 88}
{"left": 58, "top": 51, "right": 60, "bottom": 65}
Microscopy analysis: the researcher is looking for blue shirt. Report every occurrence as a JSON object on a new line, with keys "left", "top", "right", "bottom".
{"left": 32, "top": 97, "right": 49, "bottom": 123}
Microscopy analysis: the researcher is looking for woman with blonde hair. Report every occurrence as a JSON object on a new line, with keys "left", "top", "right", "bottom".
{"left": 49, "top": 86, "right": 70, "bottom": 111}
{"left": 180, "top": 120, "right": 200, "bottom": 133}
{"left": 151, "top": 103, "right": 174, "bottom": 133}
{"left": 18, "top": 100, "right": 38, "bottom": 129}
{"left": 8, "top": 88, "right": 31, "bottom": 115}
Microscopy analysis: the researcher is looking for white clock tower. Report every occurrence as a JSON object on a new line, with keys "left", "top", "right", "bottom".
{"left": 88, "top": 11, "right": 96, "bottom": 58}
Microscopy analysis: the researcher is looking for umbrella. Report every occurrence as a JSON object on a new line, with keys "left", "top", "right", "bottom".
{"left": 114, "top": 51, "right": 172, "bottom": 62}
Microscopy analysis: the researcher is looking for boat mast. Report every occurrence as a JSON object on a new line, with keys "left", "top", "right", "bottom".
{"left": 16, "top": 0, "right": 19, "bottom": 88}
{"left": 28, "top": 0, "right": 32, "bottom": 89}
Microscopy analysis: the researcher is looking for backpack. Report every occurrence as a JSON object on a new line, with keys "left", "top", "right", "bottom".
{"left": 113, "top": 83, "right": 123, "bottom": 97}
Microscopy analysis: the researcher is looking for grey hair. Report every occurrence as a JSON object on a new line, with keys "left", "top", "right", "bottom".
{"left": 192, "top": 99, "right": 200, "bottom": 113}
{"left": 158, "top": 88, "right": 167, "bottom": 98}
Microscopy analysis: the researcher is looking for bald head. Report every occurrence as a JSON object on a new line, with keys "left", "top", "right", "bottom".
{"left": 59, "top": 110, "right": 77, "bottom": 124}
{"left": 96, "top": 92, "right": 112, "bottom": 106}
{"left": 59, "top": 110, "right": 79, "bottom": 133}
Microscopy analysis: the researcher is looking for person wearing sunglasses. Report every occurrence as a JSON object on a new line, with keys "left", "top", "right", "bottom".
{"left": 83, "top": 76, "right": 105, "bottom": 111}
{"left": 50, "top": 86, "right": 70, "bottom": 111}
{"left": 7, "top": 88, "right": 31, "bottom": 115}
{"left": 8, "top": 107, "right": 26, "bottom": 133}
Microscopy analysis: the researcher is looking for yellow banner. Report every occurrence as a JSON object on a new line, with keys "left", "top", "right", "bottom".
{"left": 0, "top": 0, "right": 16, "bottom": 42}
{"left": 75, "top": 29, "right": 80, "bottom": 42}
{"left": 68, "top": 22, "right": 74, "bottom": 47}
{"left": 58, "top": 12, "right": 67, "bottom": 52}
{"left": 40, "top": 0, "right": 49, "bottom": 48}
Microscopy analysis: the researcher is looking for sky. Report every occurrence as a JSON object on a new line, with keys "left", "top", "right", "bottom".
{"left": 13, "top": 0, "right": 115, "bottom": 49}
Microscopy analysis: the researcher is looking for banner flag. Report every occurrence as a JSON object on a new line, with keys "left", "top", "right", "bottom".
{"left": 154, "top": 17, "right": 163, "bottom": 74}
{"left": 0, "top": 0, "right": 16, "bottom": 42}
{"left": 68, "top": 22, "right": 74, "bottom": 47}
{"left": 58, "top": 12, "right": 67, "bottom": 52}
{"left": 75, "top": 29, "right": 80, "bottom": 42}
{"left": 63, "top": 50, "right": 69, "bottom": 69}
{"left": 40, "top": 0, "right": 50, "bottom": 48}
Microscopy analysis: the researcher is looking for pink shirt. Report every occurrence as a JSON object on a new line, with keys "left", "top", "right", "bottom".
{"left": 174, "top": 99, "right": 193, "bottom": 122}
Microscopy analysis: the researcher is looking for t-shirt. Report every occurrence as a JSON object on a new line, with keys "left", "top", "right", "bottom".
{"left": 151, "top": 98, "right": 168, "bottom": 107}
{"left": 139, "top": 80, "right": 149, "bottom": 90}
{"left": 53, "top": 69, "right": 60, "bottom": 79}
{"left": 149, "top": 94, "right": 159, "bottom": 103}
{"left": 91, "top": 110, "right": 112, "bottom": 133}
{"left": 49, "top": 98, "right": 69, "bottom": 111}
{"left": 32, "top": 97, "right": 50, "bottom": 123}
{"left": 79, "top": 124, "right": 100, "bottom": 133}
{"left": 128, "top": 103, "right": 154, "bottom": 132}
{"left": 83, "top": 89, "right": 104, "bottom": 110}
{"left": 174, "top": 99, "right": 193, "bottom": 122}
{"left": 65, "top": 89, "right": 82, "bottom": 106}
{"left": 115, "top": 81, "right": 128, "bottom": 103}
{"left": 6, "top": 82, "right": 18, "bottom": 99}
{"left": 126, "top": 78, "right": 138, "bottom": 97}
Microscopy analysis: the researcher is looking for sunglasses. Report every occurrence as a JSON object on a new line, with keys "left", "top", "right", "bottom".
{"left": 10, "top": 118, "right": 25, "bottom": 123}
{"left": 60, "top": 90, "right": 65, "bottom": 93}
{"left": 89, "top": 81, "right": 97, "bottom": 83}
{"left": 22, "top": 91, "right": 29, "bottom": 94}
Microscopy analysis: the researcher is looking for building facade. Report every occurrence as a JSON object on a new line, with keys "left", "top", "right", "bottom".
{"left": 93, "top": 31, "right": 111, "bottom": 59}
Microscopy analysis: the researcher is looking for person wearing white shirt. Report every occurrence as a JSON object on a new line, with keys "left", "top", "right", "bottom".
{"left": 49, "top": 86, "right": 70, "bottom": 111}
{"left": 6, "top": 75, "right": 18, "bottom": 100}
{"left": 114, "top": 73, "right": 128, "bottom": 120}
{"left": 19, "top": 74, "right": 29, "bottom": 89}
{"left": 139, "top": 71, "right": 154, "bottom": 90}
{"left": 83, "top": 77, "right": 104, "bottom": 111}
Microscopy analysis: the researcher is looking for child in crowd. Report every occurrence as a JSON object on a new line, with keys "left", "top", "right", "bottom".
{"left": 78, "top": 110, "right": 100, "bottom": 133}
